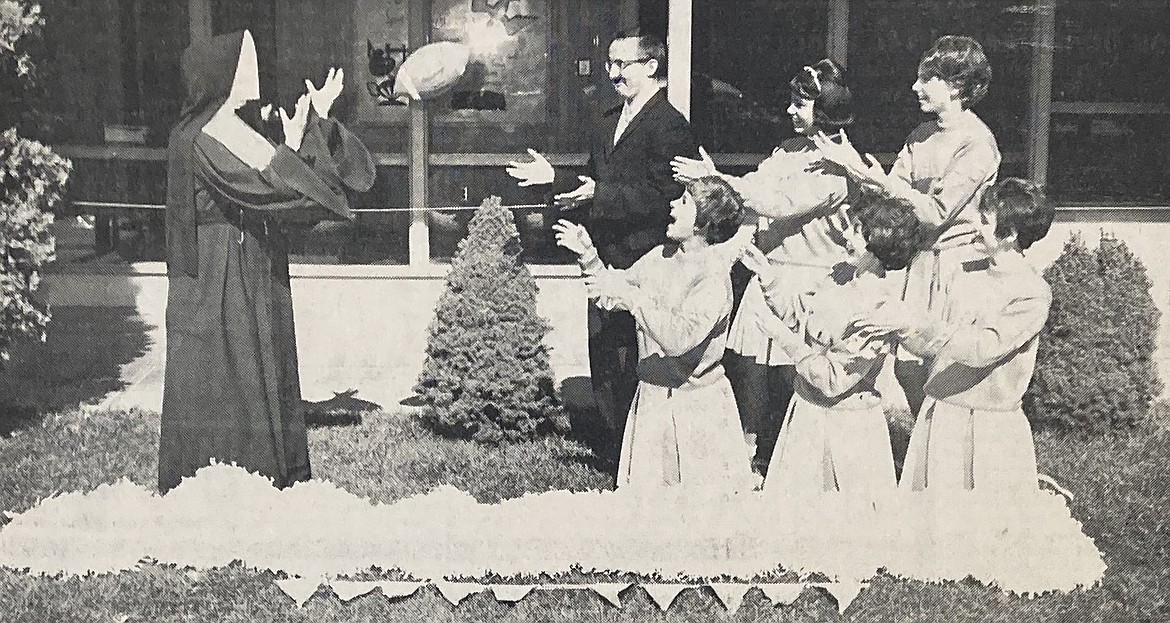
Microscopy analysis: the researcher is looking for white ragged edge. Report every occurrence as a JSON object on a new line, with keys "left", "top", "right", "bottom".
{"left": 277, "top": 579, "right": 867, "bottom": 611}
{"left": 489, "top": 584, "right": 537, "bottom": 602}
{"left": 642, "top": 584, "right": 688, "bottom": 610}
{"left": 812, "top": 581, "right": 867, "bottom": 613}
{"left": 757, "top": 582, "right": 807, "bottom": 606}
{"left": 275, "top": 576, "right": 327, "bottom": 607}
{"left": 376, "top": 581, "right": 426, "bottom": 600}
{"left": 708, "top": 583, "right": 750, "bottom": 614}
{"left": 331, "top": 581, "right": 380, "bottom": 602}
{"left": 434, "top": 580, "right": 485, "bottom": 605}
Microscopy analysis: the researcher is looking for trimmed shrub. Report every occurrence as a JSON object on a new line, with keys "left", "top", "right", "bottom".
{"left": 0, "top": 128, "right": 67, "bottom": 364}
{"left": 1025, "top": 232, "right": 1162, "bottom": 431}
{"left": 414, "top": 196, "right": 565, "bottom": 443}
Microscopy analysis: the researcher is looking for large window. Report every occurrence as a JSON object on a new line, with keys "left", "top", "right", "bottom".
{"left": 1047, "top": 0, "right": 1169, "bottom": 204}
{"left": 848, "top": 0, "right": 1032, "bottom": 177}
{"left": 420, "top": 0, "right": 624, "bottom": 264}
{"left": 42, "top": 0, "right": 1170, "bottom": 272}
{"left": 690, "top": 0, "right": 827, "bottom": 155}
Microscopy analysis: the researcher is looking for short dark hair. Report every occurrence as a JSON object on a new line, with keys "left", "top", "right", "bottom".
{"left": 851, "top": 191, "right": 930, "bottom": 271}
{"left": 686, "top": 176, "right": 746, "bottom": 245}
{"left": 790, "top": 58, "right": 855, "bottom": 132}
{"left": 613, "top": 28, "right": 667, "bottom": 79}
{"left": 982, "top": 177, "right": 1054, "bottom": 251}
{"left": 918, "top": 35, "right": 992, "bottom": 109}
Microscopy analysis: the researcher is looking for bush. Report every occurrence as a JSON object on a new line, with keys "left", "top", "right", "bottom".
{"left": 0, "top": 128, "right": 67, "bottom": 364}
{"left": 1025, "top": 232, "right": 1162, "bottom": 431}
{"left": 414, "top": 196, "right": 565, "bottom": 443}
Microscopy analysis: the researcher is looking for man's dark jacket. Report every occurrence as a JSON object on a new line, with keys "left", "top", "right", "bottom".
{"left": 554, "top": 88, "right": 698, "bottom": 269}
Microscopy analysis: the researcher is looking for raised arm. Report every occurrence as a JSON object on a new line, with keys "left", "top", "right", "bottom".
{"left": 728, "top": 149, "right": 849, "bottom": 220}
{"left": 300, "top": 113, "right": 376, "bottom": 194}
{"left": 193, "top": 132, "right": 352, "bottom": 223}
{"left": 902, "top": 283, "right": 1050, "bottom": 367}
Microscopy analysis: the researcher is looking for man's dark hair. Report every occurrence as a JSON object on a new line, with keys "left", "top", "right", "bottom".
{"left": 613, "top": 28, "right": 667, "bottom": 79}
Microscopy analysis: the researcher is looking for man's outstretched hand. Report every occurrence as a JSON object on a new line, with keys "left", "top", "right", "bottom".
{"left": 506, "top": 148, "right": 555, "bottom": 186}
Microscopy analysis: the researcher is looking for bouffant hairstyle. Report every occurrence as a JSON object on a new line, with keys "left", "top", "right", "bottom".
{"left": 686, "top": 176, "right": 747, "bottom": 245}
{"left": 790, "top": 58, "right": 855, "bottom": 132}
{"left": 982, "top": 177, "right": 1054, "bottom": 251}
{"left": 851, "top": 191, "right": 930, "bottom": 271}
{"left": 918, "top": 35, "right": 992, "bottom": 109}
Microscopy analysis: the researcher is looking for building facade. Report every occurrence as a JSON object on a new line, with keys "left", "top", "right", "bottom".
{"left": 21, "top": 0, "right": 1170, "bottom": 409}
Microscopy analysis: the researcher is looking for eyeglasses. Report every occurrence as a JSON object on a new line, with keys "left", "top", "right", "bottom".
{"left": 606, "top": 57, "right": 652, "bottom": 71}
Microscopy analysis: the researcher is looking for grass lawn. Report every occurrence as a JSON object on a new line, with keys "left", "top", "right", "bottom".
{"left": 0, "top": 406, "right": 1167, "bottom": 622}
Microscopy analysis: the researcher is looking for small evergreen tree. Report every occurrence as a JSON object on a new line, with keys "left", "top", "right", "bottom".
{"left": 415, "top": 196, "right": 565, "bottom": 443}
{"left": 1025, "top": 232, "right": 1162, "bottom": 431}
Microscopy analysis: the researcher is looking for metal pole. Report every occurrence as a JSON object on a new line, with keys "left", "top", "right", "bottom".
{"left": 666, "top": 0, "right": 692, "bottom": 119}
{"left": 1028, "top": 0, "right": 1056, "bottom": 187}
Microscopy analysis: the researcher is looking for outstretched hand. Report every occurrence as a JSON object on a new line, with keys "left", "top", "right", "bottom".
{"left": 812, "top": 130, "right": 887, "bottom": 190}
{"left": 739, "top": 244, "right": 772, "bottom": 278}
{"left": 306, "top": 67, "right": 345, "bottom": 118}
{"left": 672, "top": 146, "right": 718, "bottom": 182}
{"left": 280, "top": 93, "right": 312, "bottom": 151}
{"left": 506, "top": 148, "right": 555, "bottom": 186}
{"left": 554, "top": 176, "right": 595, "bottom": 210}
{"left": 552, "top": 219, "right": 595, "bottom": 257}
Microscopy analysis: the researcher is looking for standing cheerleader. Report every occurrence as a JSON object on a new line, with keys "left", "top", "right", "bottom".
{"left": 672, "top": 59, "right": 857, "bottom": 476}
{"left": 815, "top": 35, "right": 1001, "bottom": 417}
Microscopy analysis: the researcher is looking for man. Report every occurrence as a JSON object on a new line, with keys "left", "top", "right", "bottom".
{"left": 506, "top": 28, "right": 698, "bottom": 456}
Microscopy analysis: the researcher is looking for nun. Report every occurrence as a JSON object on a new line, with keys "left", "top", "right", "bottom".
{"left": 159, "top": 30, "right": 375, "bottom": 493}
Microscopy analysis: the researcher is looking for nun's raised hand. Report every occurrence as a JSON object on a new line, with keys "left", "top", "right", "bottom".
{"left": 506, "top": 148, "right": 555, "bottom": 186}
{"left": 306, "top": 67, "right": 345, "bottom": 118}
{"left": 672, "top": 146, "right": 718, "bottom": 182}
{"left": 280, "top": 93, "right": 312, "bottom": 151}
{"left": 552, "top": 219, "right": 594, "bottom": 257}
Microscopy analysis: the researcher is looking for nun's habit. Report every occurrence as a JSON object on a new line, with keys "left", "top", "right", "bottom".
{"left": 160, "top": 31, "right": 375, "bottom": 493}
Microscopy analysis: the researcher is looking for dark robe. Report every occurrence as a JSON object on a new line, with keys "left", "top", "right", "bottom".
{"left": 159, "top": 32, "right": 375, "bottom": 493}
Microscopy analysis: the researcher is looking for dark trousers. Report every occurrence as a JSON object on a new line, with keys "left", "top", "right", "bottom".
{"left": 895, "top": 358, "right": 929, "bottom": 418}
{"left": 587, "top": 304, "right": 640, "bottom": 454}
{"left": 724, "top": 349, "right": 796, "bottom": 475}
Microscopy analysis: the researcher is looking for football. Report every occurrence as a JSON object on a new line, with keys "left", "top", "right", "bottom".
{"left": 393, "top": 41, "right": 471, "bottom": 102}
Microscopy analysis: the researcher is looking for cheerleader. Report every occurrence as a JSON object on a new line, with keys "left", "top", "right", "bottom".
{"left": 553, "top": 176, "right": 754, "bottom": 496}
{"left": 672, "top": 59, "right": 857, "bottom": 476}
{"left": 814, "top": 35, "right": 1001, "bottom": 417}
{"left": 852, "top": 178, "right": 1106, "bottom": 592}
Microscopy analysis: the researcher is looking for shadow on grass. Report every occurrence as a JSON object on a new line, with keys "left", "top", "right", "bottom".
{"left": 0, "top": 306, "right": 151, "bottom": 434}
{"left": 303, "top": 389, "right": 381, "bottom": 429}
